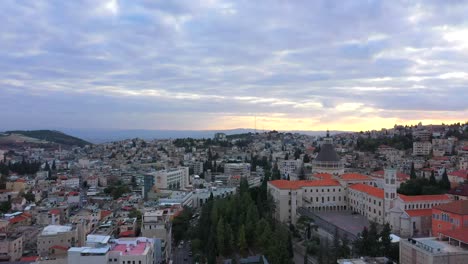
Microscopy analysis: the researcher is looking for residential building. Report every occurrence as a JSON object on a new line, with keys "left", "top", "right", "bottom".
{"left": 413, "top": 141, "right": 432, "bottom": 156}
{"left": 0, "top": 232, "right": 23, "bottom": 262}
{"left": 141, "top": 210, "right": 171, "bottom": 262}
{"left": 68, "top": 235, "right": 155, "bottom": 264}
{"left": 37, "top": 224, "right": 84, "bottom": 257}
{"left": 400, "top": 236, "right": 468, "bottom": 264}
{"left": 224, "top": 163, "right": 251, "bottom": 177}
{"left": 152, "top": 167, "right": 190, "bottom": 189}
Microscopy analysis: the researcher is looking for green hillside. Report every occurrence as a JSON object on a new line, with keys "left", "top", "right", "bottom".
{"left": 5, "top": 130, "right": 91, "bottom": 147}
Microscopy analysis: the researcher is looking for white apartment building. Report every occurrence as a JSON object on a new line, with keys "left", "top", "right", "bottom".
{"left": 68, "top": 235, "right": 155, "bottom": 264}
{"left": 279, "top": 159, "right": 303, "bottom": 179}
{"left": 224, "top": 163, "right": 251, "bottom": 177}
{"left": 153, "top": 167, "right": 189, "bottom": 190}
{"left": 413, "top": 141, "right": 432, "bottom": 156}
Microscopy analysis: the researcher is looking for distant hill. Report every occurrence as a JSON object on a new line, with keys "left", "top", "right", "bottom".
{"left": 61, "top": 128, "right": 348, "bottom": 143}
{"left": 3, "top": 130, "right": 91, "bottom": 147}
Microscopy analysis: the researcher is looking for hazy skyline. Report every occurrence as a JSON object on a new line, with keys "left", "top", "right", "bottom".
{"left": 1, "top": 0, "right": 467, "bottom": 131}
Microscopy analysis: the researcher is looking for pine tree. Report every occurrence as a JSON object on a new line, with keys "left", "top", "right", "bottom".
{"left": 217, "top": 217, "right": 225, "bottom": 256}
{"left": 410, "top": 162, "right": 416, "bottom": 179}
{"left": 238, "top": 225, "right": 247, "bottom": 256}
{"left": 380, "top": 223, "right": 392, "bottom": 257}
{"left": 440, "top": 170, "right": 451, "bottom": 190}
{"left": 429, "top": 170, "right": 437, "bottom": 185}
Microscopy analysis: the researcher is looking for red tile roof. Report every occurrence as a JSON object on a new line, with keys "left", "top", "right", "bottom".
{"left": 269, "top": 179, "right": 341, "bottom": 190}
{"left": 448, "top": 170, "right": 468, "bottom": 180}
{"left": 398, "top": 194, "right": 451, "bottom": 202}
{"left": 50, "top": 245, "right": 69, "bottom": 251}
{"left": 349, "top": 183, "right": 384, "bottom": 199}
{"left": 8, "top": 215, "right": 27, "bottom": 224}
{"left": 341, "top": 173, "right": 371, "bottom": 181}
{"left": 439, "top": 228, "right": 468, "bottom": 244}
{"left": 119, "top": 230, "right": 135, "bottom": 237}
{"left": 405, "top": 209, "right": 432, "bottom": 217}
{"left": 100, "top": 210, "right": 112, "bottom": 220}
{"left": 371, "top": 170, "right": 410, "bottom": 181}
{"left": 433, "top": 200, "right": 468, "bottom": 215}
{"left": 448, "top": 184, "right": 468, "bottom": 197}
{"left": 49, "top": 209, "right": 60, "bottom": 215}
{"left": 20, "top": 256, "right": 39, "bottom": 262}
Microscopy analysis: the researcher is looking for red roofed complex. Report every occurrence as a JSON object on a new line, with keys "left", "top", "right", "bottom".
{"left": 269, "top": 179, "right": 340, "bottom": 190}
{"left": 432, "top": 200, "right": 468, "bottom": 236}
{"left": 349, "top": 183, "right": 384, "bottom": 199}
{"left": 341, "top": 173, "right": 371, "bottom": 181}
{"left": 448, "top": 170, "right": 468, "bottom": 187}
{"left": 399, "top": 194, "right": 451, "bottom": 203}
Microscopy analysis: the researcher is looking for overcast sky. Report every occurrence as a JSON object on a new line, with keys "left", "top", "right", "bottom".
{"left": 1, "top": 0, "right": 467, "bottom": 131}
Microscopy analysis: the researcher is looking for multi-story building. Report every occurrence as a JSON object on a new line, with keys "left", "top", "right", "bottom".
{"left": 153, "top": 167, "right": 190, "bottom": 190}
{"left": 400, "top": 236, "right": 468, "bottom": 264}
{"left": 141, "top": 210, "right": 172, "bottom": 262}
{"left": 268, "top": 179, "right": 345, "bottom": 223}
{"left": 431, "top": 200, "right": 468, "bottom": 237}
{"left": 269, "top": 166, "right": 453, "bottom": 238}
{"left": 68, "top": 235, "right": 155, "bottom": 264}
{"left": 0, "top": 233, "right": 23, "bottom": 262}
{"left": 37, "top": 224, "right": 84, "bottom": 257}
{"left": 348, "top": 184, "right": 385, "bottom": 224}
{"left": 224, "top": 163, "right": 251, "bottom": 177}
{"left": 412, "top": 141, "right": 432, "bottom": 156}
{"left": 412, "top": 130, "right": 432, "bottom": 141}
{"left": 278, "top": 159, "right": 303, "bottom": 179}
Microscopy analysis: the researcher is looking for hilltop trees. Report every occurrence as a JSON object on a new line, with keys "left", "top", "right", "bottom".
{"left": 188, "top": 177, "right": 293, "bottom": 264}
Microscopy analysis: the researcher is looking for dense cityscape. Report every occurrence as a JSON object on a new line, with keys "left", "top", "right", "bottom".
{"left": 0, "top": 122, "right": 466, "bottom": 264}
{"left": 2, "top": 1, "right": 468, "bottom": 264}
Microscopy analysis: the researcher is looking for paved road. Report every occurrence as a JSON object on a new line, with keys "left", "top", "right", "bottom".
{"left": 172, "top": 242, "right": 193, "bottom": 264}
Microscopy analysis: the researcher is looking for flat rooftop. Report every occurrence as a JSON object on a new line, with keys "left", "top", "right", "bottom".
{"left": 313, "top": 210, "right": 371, "bottom": 237}
{"left": 86, "top": 234, "right": 111, "bottom": 244}
{"left": 41, "top": 225, "right": 73, "bottom": 236}
{"left": 407, "top": 237, "right": 468, "bottom": 254}
{"left": 111, "top": 242, "right": 148, "bottom": 255}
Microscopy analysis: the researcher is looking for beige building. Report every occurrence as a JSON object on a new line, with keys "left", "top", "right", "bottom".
{"left": 0, "top": 233, "right": 23, "bottom": 262}
{"left": 413, "top": 141, "right": 432, "bottom": 156}
{"left": 152, "top": 167, "right": 190, "bottom": 189}
{"left": 400, "top": 236, "right": 468, "bottom": 264}
{"left": 268, "top": 179, "right": 345, "bottom": 223}
{"left": 37, "top": 225, "right": 84, "bottom": 257}
{"left": 6, "top": 179, "right": 27, "bottom": 193}
{"left": 141, "top": 210, "right": 172, "bottom": 261}
{"left": 348, "top": 183, "right": 385, "bottom": 224}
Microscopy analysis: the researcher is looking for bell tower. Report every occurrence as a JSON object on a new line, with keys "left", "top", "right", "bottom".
{"left": 384, "top": 167, "right": 397, "bottom": 223}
